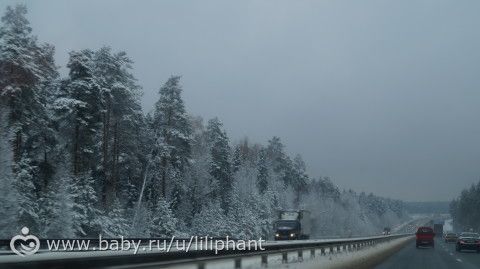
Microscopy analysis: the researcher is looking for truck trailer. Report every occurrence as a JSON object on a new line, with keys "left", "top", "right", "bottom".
{"left": 433, "top": 220, "right": 444, "bottom": 237}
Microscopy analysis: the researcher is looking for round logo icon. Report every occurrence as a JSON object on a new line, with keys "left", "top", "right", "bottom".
{"left": 10, "top": 227, "right": 40, "bottom": 256}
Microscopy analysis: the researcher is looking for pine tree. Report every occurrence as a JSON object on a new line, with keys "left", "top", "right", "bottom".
{"left": 191, "top": 200, "right": 229, "bottom": 237}
{"left": 150, "top": 198, "right": 177, "bottom": 237}
{"left": 151, "top": 76, "right": 192, "bottom": 202}
{"left": 206, "top": 118, "right": 232, "bottom": 211}
{"left": 0, "top": 4, "right": 58, "bottom": 191}
{"left": 0, "top": 101, "right": 18, "bottom": 238}
{"left": 256, "top": 148, "right": 269, "bottom": 194}
{"left": 50, "top": 50, "right": 107, "bottom": 236}
{"left": 102, "top": 198, "right": 130, "bottom": 237}
{"left": 227, "top": 185, "right": 262, "bottom": 239}
{"left": 0, "top": 5, "right": 58, "bottom": 235}
{"left": 291, "top": 154, "right": 309, "bottom": 206}
{"left": 180, "top": 116, "right": 211, "bottom": 226}
{"left": 250, "top": 189, "right": 278, "bottom": 238}
{"left": 72, "top": 174, "right": 102, "bottom": 236}
{"left": 40, "top": 174, "right": 76, "bottom": 238}
{"left": 93, "top": 47, "right": 144, "bottom": 209}
{"left": 13, "top": 155, "right": 40, "bottom": 233}
{"left": 232, "top": 145, "right": 242, "bottom": 173}
{"left": 266, "top": 137, "right": 287, "bottom": 175}
{"left": 0, "top": 172, "right": 17, "bottom": 238}
{"left": 64, "top": 49, "right": 103, "bottom": 176}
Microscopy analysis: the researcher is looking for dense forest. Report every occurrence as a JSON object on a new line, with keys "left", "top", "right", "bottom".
{"left": 0, "top": 5, "right": 407, "bottom": 239}
{"left": 450, "top": 181, "right": 480, "bottom": 232}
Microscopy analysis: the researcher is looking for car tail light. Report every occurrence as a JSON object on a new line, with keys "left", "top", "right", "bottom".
{"left": 460, "top": 240, "right": 466, "bottom": 244}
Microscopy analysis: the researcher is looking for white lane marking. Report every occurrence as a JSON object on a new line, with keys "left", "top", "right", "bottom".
{"left": 449, "top": 253, "right": 453, "bottom": 256}
{"left": 456, "top": 258, "right": 462, "bottom": 262}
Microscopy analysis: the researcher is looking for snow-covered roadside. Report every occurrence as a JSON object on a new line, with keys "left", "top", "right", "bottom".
{"left": 278, "top": 236, "right": 413, "bottom": 269}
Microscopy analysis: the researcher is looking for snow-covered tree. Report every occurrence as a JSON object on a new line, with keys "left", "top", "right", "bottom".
{"left": 0, "top": 4, "right": 58, "bottom": 190}
{"left": 102, "top": 198, "right": 130, "bottom": 237}
{"left": 191, "top": 200, "right": 229, "bottom": 237}
{"left": 291, "top": 154, "right": 309, "bottom": 207}
{"left": 206, "top": 118, "right": 232, "bottom": 211}
{"left": 64, "top": 49, "right": 103, "bottom": 176}
{"left": 72, "top": 174, "right": 102, "bottom": 237}
{"left": 93, "top": 47, "right": 145, "bottom": 209}
{"left": 450, "top": 181, "right": 480, "bottom": 232}
{"left": 40, "top": 174, "right": 76, "bottom": 238}
{"left": 150, "top": 76, "right": 192, "bottom": 202}
{"left": 0, "top": 5, "right": 59, "bottom": 236}
{"left": 179, "top": 116, "right": 212, "bottom": 226}
{"left": 150, "top": 198, "right": 177, "bottom": 237}
{"left": 226, "top": 184, "right": 262, "bottom": 238}
{"left": 266, "top": 137, "right": 287, "bottom": 175}
{"left": 256, "top": 148, "right": 269, "bottom": 194}
{"left": 13, "top": 155, "right": 40, "bottom": 233}
{"left": 0, "top": 174, "right": 17, "bottom": 238}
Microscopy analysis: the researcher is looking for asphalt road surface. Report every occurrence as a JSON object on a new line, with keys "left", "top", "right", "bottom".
{"left": 375, "top": 237, "right": 480, "bottom": 269}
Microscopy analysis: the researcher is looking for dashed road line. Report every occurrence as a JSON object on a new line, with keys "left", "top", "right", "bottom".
{"left": 456, "top": 258, "right": 462, "bottom": 263}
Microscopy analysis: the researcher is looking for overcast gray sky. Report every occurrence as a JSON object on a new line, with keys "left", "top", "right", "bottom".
{"left": 3, "top": 0, "right": 480, "bottom": 201}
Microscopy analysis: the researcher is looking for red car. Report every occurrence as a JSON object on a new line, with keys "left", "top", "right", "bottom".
{"left": 456, "top": 232, "right": 480, "bottom": 252}
{"left": 416, "top": 226, "right": 435, "bottom": 248}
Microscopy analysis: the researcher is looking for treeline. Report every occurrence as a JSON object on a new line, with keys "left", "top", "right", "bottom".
{"left": 0, "top": 5, "right": 406, "bottom": 239}
{"left": 450, "top": 181, "right": 480, "bottom": 232}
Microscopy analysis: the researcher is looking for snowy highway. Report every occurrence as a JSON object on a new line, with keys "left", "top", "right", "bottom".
{"left": 376, "top": 239, "right": 480, "bottom": 269}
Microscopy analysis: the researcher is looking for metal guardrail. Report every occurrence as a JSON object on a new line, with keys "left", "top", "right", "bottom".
{"left": 0, "top": 234, "right": 412, "bottom": 269}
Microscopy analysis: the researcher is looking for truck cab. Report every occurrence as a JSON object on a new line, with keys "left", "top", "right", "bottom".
{"left": 274, "top": 220, "right": 301, "bottom": 240}
{"left": 274, "top": 210, "right": 311, "bottom": 240}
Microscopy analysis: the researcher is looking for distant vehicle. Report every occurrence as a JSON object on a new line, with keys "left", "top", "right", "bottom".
{"left": 416, "top": 226, "right": 435, "bottom": 248}
{"left": 274, "top": 210, "right": 311, "bottom": 240}
{"left": 444, "top": 232, "right": 458, "bottom": 243}
{"left": 382, "top": 227, "right": 391, "bottom": 235}
{"left": 433, "top": 220, "right": 444, "bottom": 237}
{"left": 456, "top": 232, "right": 480, "bottom": 252}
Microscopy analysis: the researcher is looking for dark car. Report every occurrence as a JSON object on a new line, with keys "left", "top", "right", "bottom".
{"left": 456, "top": 232, "right": 480, "bottom": 252}
{"left": 416, "top": 226, "right": 435, "bottom": 248}
{"left": 444, "top": 232, "right": 458, "bottom": 243}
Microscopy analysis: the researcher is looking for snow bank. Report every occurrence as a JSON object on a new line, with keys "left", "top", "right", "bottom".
{"left": 280, "top": 236, "right": 413, "bottom": 269}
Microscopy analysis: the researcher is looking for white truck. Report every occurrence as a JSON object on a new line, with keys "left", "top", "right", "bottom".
{"left": 274, "top": 210, "right": 311, "bottom": 240}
